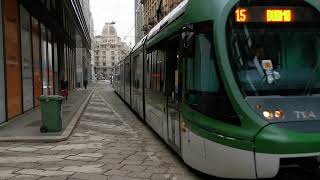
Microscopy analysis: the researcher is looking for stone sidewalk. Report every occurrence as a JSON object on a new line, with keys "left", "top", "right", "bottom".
{"left": 0, "top": 85, "right": 95, "bottom": 142}
{"left": 0, "top": 81, "right": 208, "bottom": 180}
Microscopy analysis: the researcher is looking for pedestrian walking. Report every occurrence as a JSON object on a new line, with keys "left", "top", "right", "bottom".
{"left": 61, "top": 79, "right": 69, "bottom": 100}
{"left": 83, "top": 79, "right": 88, "bottom": 89}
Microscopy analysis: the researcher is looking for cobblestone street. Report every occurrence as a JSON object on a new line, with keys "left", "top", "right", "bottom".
{"left": 0, "top": 82, "right": 206, "bottom": 180}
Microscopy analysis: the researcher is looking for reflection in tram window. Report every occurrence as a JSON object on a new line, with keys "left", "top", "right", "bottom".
{"left": 185, "top": 26, "right": 240, "bottom": 125}
{"left": 228, "top": 20, "right": 320, "bottom": 96}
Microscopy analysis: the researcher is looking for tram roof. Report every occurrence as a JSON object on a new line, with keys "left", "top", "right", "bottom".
{"left": 132, "top": 36, "right": 147, "bottom": 52}
{"left": 147, "top": 0, "right": 189, "bottom": 41}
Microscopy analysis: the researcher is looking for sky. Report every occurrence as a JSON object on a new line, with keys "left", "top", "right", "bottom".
{"left": 90, "top": 0, "right": 135, "bottom": 47}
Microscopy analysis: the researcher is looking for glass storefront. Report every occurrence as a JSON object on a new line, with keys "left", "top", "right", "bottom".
{"left": 20, "top": 6, "right": 34, "bottom": 112}
{"left": 4, "top": 0, "right": 22, "bottom": 119}
{"left": 47, "top": 30, "right": 54, "bottom": 95}
{"left": 53, "top": 39, "right": 59, "bottom": 94}
{"left": 0, "top": 0, "right": 88, "bottom": 122}
{"left": 0, "top": 0, "right": 5, "bottom": 123}
{"left": 32, "top": 17, "right": 42, "bottom": 106}
{"left": 41, "top": 24, "right": 48, "bottom": 95}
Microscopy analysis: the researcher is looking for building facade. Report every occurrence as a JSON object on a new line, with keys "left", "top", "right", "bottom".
{"left": 77, "top": 0, "right": 94, "bottom": 86}
{"left": 0, "top": 0, "right": 91, "bottom": 123}
{"left": 140, "top": 0, "right": 183, "bottom": 33}
{"left": 93, "top": 23, "right": 130, "bottom": 79}
{"left": 135, "top": 0, "right": 144, "bottom": 44}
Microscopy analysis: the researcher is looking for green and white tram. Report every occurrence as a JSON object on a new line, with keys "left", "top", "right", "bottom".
{"left": 113, "top": 0, "right": 320, "bottom": 178}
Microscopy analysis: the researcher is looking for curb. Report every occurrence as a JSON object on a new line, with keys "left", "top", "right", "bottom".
{"left": 0, "top": 88, "right": 95, "bottom": 142}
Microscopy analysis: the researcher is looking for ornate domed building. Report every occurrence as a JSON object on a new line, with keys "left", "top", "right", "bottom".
{"left": 93, "top": 23, "right": 130, "bottom": 79}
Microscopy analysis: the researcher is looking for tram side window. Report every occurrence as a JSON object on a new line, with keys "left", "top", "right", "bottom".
{"left": 185, "top": 31, "right": 240, "bottom": 125}
{"left": 146, "top": 54, "right": 151, "bottom": 89}
{"left": 147, "top": 50, "right": 165, "bottom": 93}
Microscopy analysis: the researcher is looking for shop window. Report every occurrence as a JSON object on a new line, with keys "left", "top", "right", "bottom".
{"left": 0, "top": 0, "right": 5, "bottom": 123}
{"left": 47, "top": 30, "right": 54, "bottom": 95}
{"left": 41, "top": 24, "right": 48, "bottom": 95}
{"left": 53, "top": 39, "right": 58, "bottom": 94}
{"left": 20, "top": 6, "right": 34, "bottom": 111}
{"left": 31, "top": 17, "right": 42, "bottom": 106}
{"left": 4, "top": 0, "right": 22, "bottom": 119}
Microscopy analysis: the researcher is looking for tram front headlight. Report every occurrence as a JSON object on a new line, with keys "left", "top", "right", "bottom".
{"left": 263, "top": 110, "right": 274, "bottom": 120}
{"left": 274, "top": 109, "right": 285, "bottom": 119}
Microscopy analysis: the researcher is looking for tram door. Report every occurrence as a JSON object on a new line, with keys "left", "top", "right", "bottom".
{"left": 166, "top": 46, "right": 182, "bottom": 152}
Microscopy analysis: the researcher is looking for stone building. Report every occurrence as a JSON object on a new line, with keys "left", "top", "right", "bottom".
{"left": 140, "top": 0, "right": 183, "bottom": 33}
{"left": 93, "top": 23, "right": 130, "bottom": 79}
{"left": 135, "top": 0, "right": 144, "bottom": 44}
{"left": 77, "top": 0, "right": 94, "bottom": 86}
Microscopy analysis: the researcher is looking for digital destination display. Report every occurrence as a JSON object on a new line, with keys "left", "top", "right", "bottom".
{"left": 235, "top": 7, "right": 318, "bottom": 23}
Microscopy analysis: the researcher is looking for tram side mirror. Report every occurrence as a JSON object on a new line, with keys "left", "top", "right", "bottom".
{"left": 181, "top": 25, "right": 195, "bottom": 58}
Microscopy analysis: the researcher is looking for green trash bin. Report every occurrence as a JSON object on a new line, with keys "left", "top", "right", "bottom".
{"left": 38, "top": 95, "right": 64, "bottom": 133}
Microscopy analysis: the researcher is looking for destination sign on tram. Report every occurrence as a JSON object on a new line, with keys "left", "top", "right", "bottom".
{"left": 235, "top": 7, "right": 318, "bottom": 23}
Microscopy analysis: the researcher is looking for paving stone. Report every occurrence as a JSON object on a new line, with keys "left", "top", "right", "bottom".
{"left": 144, "top": 166, "right": 168, "bottom": 174}
{"left": 34, "top": 146, "right": 54, "bottom": 149}
{"left": 101, "top": 163, "right": 124, "bottom": 171}
{"left": 61, "top": 164, "right": 103, "bottom": 173}
{"left": 150, "top": 174, "right": 172, "bottom": 180}
{"left": 168, "top": 167, "right": 186, "bottom": 174}
{"left": 104, "top": 169, "right": 130, "bottom": 176}
{"left": 120, "top": 165, "right": 147, "bottom": 172}
{"left": 127, "top": 172, "right": 152, "bottom": 178}
{"left": 0, "top": 166, "right": 20, "bottom": 171}
{"left": 171, "top": 174, "right": 204, "bottom": 180}
{"left": 141, "top": 160, "right": 162, "bottom": 166}
{"left": 65, "top": 155, "right": 99, "bottom": 162}
{"left": 70, "top": 173, "right": 108, "bottom": 180}
{"left": 0, "top": 170, "right": 15, "bottom": 179}
{"left": 37, "top": 175, "right": 69, "bottom": 180}
{"left": 126, "top": 155, "right": 148, "bottom": 161}
{"left": 14, "top": 163, "right": 40, "bottom": 169}
{"left": 134, "top": 152, "right": 155, "bottom": 156}
{"left": 16, "top": 169, "right": 73, "bottom": 177}
{"left": 98, "top": 158, "right": 123, "bottom": 164}
{"left": 51, "top": 143, "right": 102, "bottom": 151}
{"left": 108, "top": 176, "right": 147, "bottom": 180}
{"left": 120, "top": 160, "right": 143, "bottom": 165}
{"left": 103, "top": 153, "right": 128, "bottom": 159}
{"left": 9, "top": 174, "right": 40, "bottom": 180}
{"left": 78, "top": 153, "right": 103, "bottom": 158}
{"left": 0, "top": 155, "right": 65, "bottom": 164}
{"left": 8, "top": 147, "right": 37, "bottom": 152}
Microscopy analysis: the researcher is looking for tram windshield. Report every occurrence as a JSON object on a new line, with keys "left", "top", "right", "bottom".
{"left": 227, "top": 12, "right": 320, "bottom": 96}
